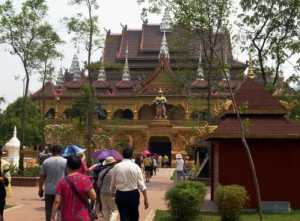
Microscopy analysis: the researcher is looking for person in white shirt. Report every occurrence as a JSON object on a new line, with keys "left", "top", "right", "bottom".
{"left": 175, "top": 154, "right": 185, "bottom": 182}
{"left": 110, "top": 147, "right": 149, "bottom": 221}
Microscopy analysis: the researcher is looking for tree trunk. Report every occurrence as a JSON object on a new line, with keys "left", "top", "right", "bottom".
{"left": 222, "top": 68, "right": 263, "bottom": 221}
{"left": 19, "top": 68, "right": 30, "bottom": 173}
{"left": 84, "top": 0, "right": 95, "bottom": 166}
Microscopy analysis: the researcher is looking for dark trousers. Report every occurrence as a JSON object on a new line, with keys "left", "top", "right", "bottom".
{"left": 115, "top": 190, "right": 140, "bottom": 221}
{"left": 0, "top": 200, "right": 5, "bottom": 221}
{"left": 45, "top": 194, "right": 55, "bottom": 221}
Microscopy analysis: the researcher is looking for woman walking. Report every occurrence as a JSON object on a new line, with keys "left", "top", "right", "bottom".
{"left": 51, "top": 155, "right": 96, "bottom": 221}
{"left": 97, "top": 156, "right": 118, "bottom": 221}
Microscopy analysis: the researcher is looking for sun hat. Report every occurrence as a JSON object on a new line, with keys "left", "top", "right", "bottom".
{"left": 103, "top": 156, "right": 117, "bottom": 166}
{"left": 176, "top": 154, "right": 182, "bottom": 159}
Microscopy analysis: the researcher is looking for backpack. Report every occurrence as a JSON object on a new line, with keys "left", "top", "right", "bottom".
{"left": 144, "top": 158, "right": 152, "bottom": 167}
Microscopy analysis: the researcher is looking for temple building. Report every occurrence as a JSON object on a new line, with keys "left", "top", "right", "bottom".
{"left": 32, "top": 12, "right": 246, "bottom": 159}
{"left": 208, "top": 68, "right": 300, "bottom": 208}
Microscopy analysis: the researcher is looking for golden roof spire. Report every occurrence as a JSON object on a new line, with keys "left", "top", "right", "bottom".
{"left": 247, "top": 51, "right": 256, "bottom": 79}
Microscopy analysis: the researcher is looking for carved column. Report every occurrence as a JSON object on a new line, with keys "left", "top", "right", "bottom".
{"left": 185, "top": 102, "right": 190, "bottom": 120}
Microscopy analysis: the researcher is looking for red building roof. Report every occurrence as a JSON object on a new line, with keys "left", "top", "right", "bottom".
{"left": 209, "top": 78, "right": 300, "bottom": 139}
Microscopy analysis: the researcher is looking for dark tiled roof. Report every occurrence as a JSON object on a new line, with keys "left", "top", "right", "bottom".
{"left": 93, "top": 81, "right": 111, "bottom": 89}
{"left": 32, "top": 82, "right": 57, "bottom": 99}
{"left": 191, "top": 80, "right": 208, "bottom": 88}
{"left": 226, "top": 79, "right": 286, "bottom": 115}
{"left": 115, "top": 80, "right": 134, "bottom": 89}
{"left": 208, "top": 78, "right": 300, "bottom": 139}
{"left": 210, "top": 116, "right": 300, "bottom": 139}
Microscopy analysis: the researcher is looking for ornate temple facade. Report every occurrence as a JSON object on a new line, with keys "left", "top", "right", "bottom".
{"left": 32, "top": 13, "right": 246, "bottom": 158}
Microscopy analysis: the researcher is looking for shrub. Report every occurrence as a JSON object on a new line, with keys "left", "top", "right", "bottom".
{"left": 11, "top": 166, "right": 40, "bottom": 177}
{"left": 216, "top": 185, "right": 249, "bottom": 221}
{"left": 165, "top": 181, "right": 206, "bottom": 221}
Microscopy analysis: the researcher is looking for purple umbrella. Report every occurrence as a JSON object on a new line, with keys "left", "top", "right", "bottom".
{"left": 107, "top": 149, "right": 123, "bottom": 161}
{"left": 92, "top": 149, "right": 123, "bottom": 161}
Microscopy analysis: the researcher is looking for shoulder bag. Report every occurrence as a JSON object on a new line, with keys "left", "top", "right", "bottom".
{"left": 65, "top": 176, "right": 98, "bottom": 221}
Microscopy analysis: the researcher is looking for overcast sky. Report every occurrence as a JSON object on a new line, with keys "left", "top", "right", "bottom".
{"left": 0, "top": 0, "right": 296, "bottom": 109}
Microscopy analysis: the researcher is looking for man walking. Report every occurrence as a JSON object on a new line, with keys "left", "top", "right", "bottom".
{"left": 111, "top": 147, "right": 149, "bottom": 221}
{"left": 39, "top": 145, "right": 66, "bottom": 221}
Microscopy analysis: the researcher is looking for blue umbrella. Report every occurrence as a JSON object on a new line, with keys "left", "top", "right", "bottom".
{"left": 62, "top": 144, "right": 86, "bottom": 157}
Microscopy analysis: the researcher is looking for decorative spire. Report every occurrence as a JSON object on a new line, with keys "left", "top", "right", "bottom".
{"left": 196, "top": 45, "right": 204, "bottom": 80}
{"left": 160, "top": 7, "right": 171, "bottom": 32}
{"left": 98, "top": 57, "right": 106, "bottom": 81}
{"left": 56, "top": 67, "right": 65, "bottom": 86}
{"left": 159, "top": 31, "right": 170, "bottom": 60}
{"left": 247, "top": 52, "right": 256, "bottom": 79}
{"left": 70, "top": 54, "right": 81, "bottom": 81}
{"left": 122, "top": 44, "right": 131, "bottom": 81}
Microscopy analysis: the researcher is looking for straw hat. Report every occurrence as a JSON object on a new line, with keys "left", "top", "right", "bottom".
{"left": 176, "top": 154, "right": 182, "bottom": 159}
{"left": 103, "top": 156, "right": 116, "bottom": 166}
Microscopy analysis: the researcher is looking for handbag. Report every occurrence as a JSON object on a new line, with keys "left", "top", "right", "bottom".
{"left": 65, "top": 176, "right": 98, "bottom": 221}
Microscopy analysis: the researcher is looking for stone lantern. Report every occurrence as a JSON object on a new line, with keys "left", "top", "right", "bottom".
{"left": 4, "top": 126, "right": 20, "bottom": 167}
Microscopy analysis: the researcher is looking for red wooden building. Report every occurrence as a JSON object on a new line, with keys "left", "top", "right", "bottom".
{"left": 208, "top": 73, "right": 300, "bottom": 208}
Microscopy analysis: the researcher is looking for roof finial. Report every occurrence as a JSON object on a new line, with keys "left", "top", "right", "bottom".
{"left": 196, "top": 44, "right": 204, "bottom": 80}
{"left": 247, "top": 51, "right": 256, "bottom": 79}
{"left": 160, "top": 7, "right": 171, "bottom": 32}
{"left": 98, "top": 56, "right": 106, "bottom": 81}
{"left": 159, "top": 31, "right": 170, "bottom": 60}
{"left": 122, "top": 43, "right": 131, "bottom": 81}
{"left": 70, "top": 54, "right": 81, "bottom": 81}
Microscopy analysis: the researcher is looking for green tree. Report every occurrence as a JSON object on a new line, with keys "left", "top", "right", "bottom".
{"left": 65, "top": 0, "right": 102, "bottom": 164}
{"left": 36, "top": 24, "right": 63, "bottom": 119}
{"left": 0, "top": 0, "right": 57, "bottom": 171}
{"left": 239, "top": 0, "right": 300, "bottom": 86}
{"left": 0, "top": 97, "right": 43, "bottom": 147}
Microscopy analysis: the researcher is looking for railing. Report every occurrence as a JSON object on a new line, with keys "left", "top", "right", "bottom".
{"left": 46, "top": 119, "right": 208, "bottom": 127}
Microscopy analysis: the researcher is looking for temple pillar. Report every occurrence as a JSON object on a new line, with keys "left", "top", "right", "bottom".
{"left": 185, "top": 103, "right": 190, "bottom": 120}
{"left": 107, "top": 109, "right": 113, "bottom": 120}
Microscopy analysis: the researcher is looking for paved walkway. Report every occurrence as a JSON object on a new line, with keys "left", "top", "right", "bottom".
{"left": 4, "top": 168, "right": 174, "bottom": 221}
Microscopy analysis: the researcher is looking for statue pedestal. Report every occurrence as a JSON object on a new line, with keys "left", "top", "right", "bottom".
{"left": 149, "top": 120, "right": 172, "bottom": 128}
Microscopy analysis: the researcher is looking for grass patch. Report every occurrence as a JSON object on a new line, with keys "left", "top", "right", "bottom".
{"left": 154, "top": 210, "right": 300, "bottom": 221}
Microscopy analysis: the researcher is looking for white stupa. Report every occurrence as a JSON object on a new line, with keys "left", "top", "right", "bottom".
{"left": 4, "top": 126, "right": 20, "bottom": 167}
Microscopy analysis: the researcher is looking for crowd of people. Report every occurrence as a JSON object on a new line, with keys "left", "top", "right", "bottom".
{"left": 0, "top": 143, "right": 188, "bottom": 221}
{"left": 38, "top": 144, "right": 150, "bottom": 221}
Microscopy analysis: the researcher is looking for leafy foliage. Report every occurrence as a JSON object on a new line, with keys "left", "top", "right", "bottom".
{"left": 216, "top": 185, "right": 249, "bottom": 221}
{"left": 0, "top": 97, "right": 43, "bottom": 146}
{"left": 165, "top": 181, "right": 206, "bottom": 221}
{"left": 239, "top": 0, "right": 300, "bottom": 86}
{"left": 0, "top": 0, "right": 60, "bottom": 171}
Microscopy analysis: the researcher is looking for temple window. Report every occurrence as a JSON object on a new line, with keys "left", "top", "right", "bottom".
{"left": 112, "top": 109, "right": 134, "bottom": 120}
{"left": 167, "top": 105, "right": 185, "bottom": 120}
{"left": 138, "top": 104, "right": 156, "bottom": 120}
{"left": 45, "top": 108, "right": 55, "bottom": 119}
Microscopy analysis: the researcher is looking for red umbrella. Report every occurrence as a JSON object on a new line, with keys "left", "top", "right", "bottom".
{"left": 142, "top": 150, "right": 151, "bottom": 157}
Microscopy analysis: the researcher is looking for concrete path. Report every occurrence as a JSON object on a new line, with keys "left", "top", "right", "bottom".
{"left": 4, "top": 168, "right": 174, "bottom": 221}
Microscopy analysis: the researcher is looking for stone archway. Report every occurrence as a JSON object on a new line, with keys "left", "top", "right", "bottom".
{"left": 149, "top": 136, "right": 172, "bottom": 166}
{"left": 113, "top": 109, "right": 134, "bottom": 120}
{"left": 45, "top": 108, "right": 55, "bottom": 119}
{"left": 138, "top": 104, "right": 155, "bottom": 120}
{"left": 167, "top": 105, "right": 185, "bottom": 120}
